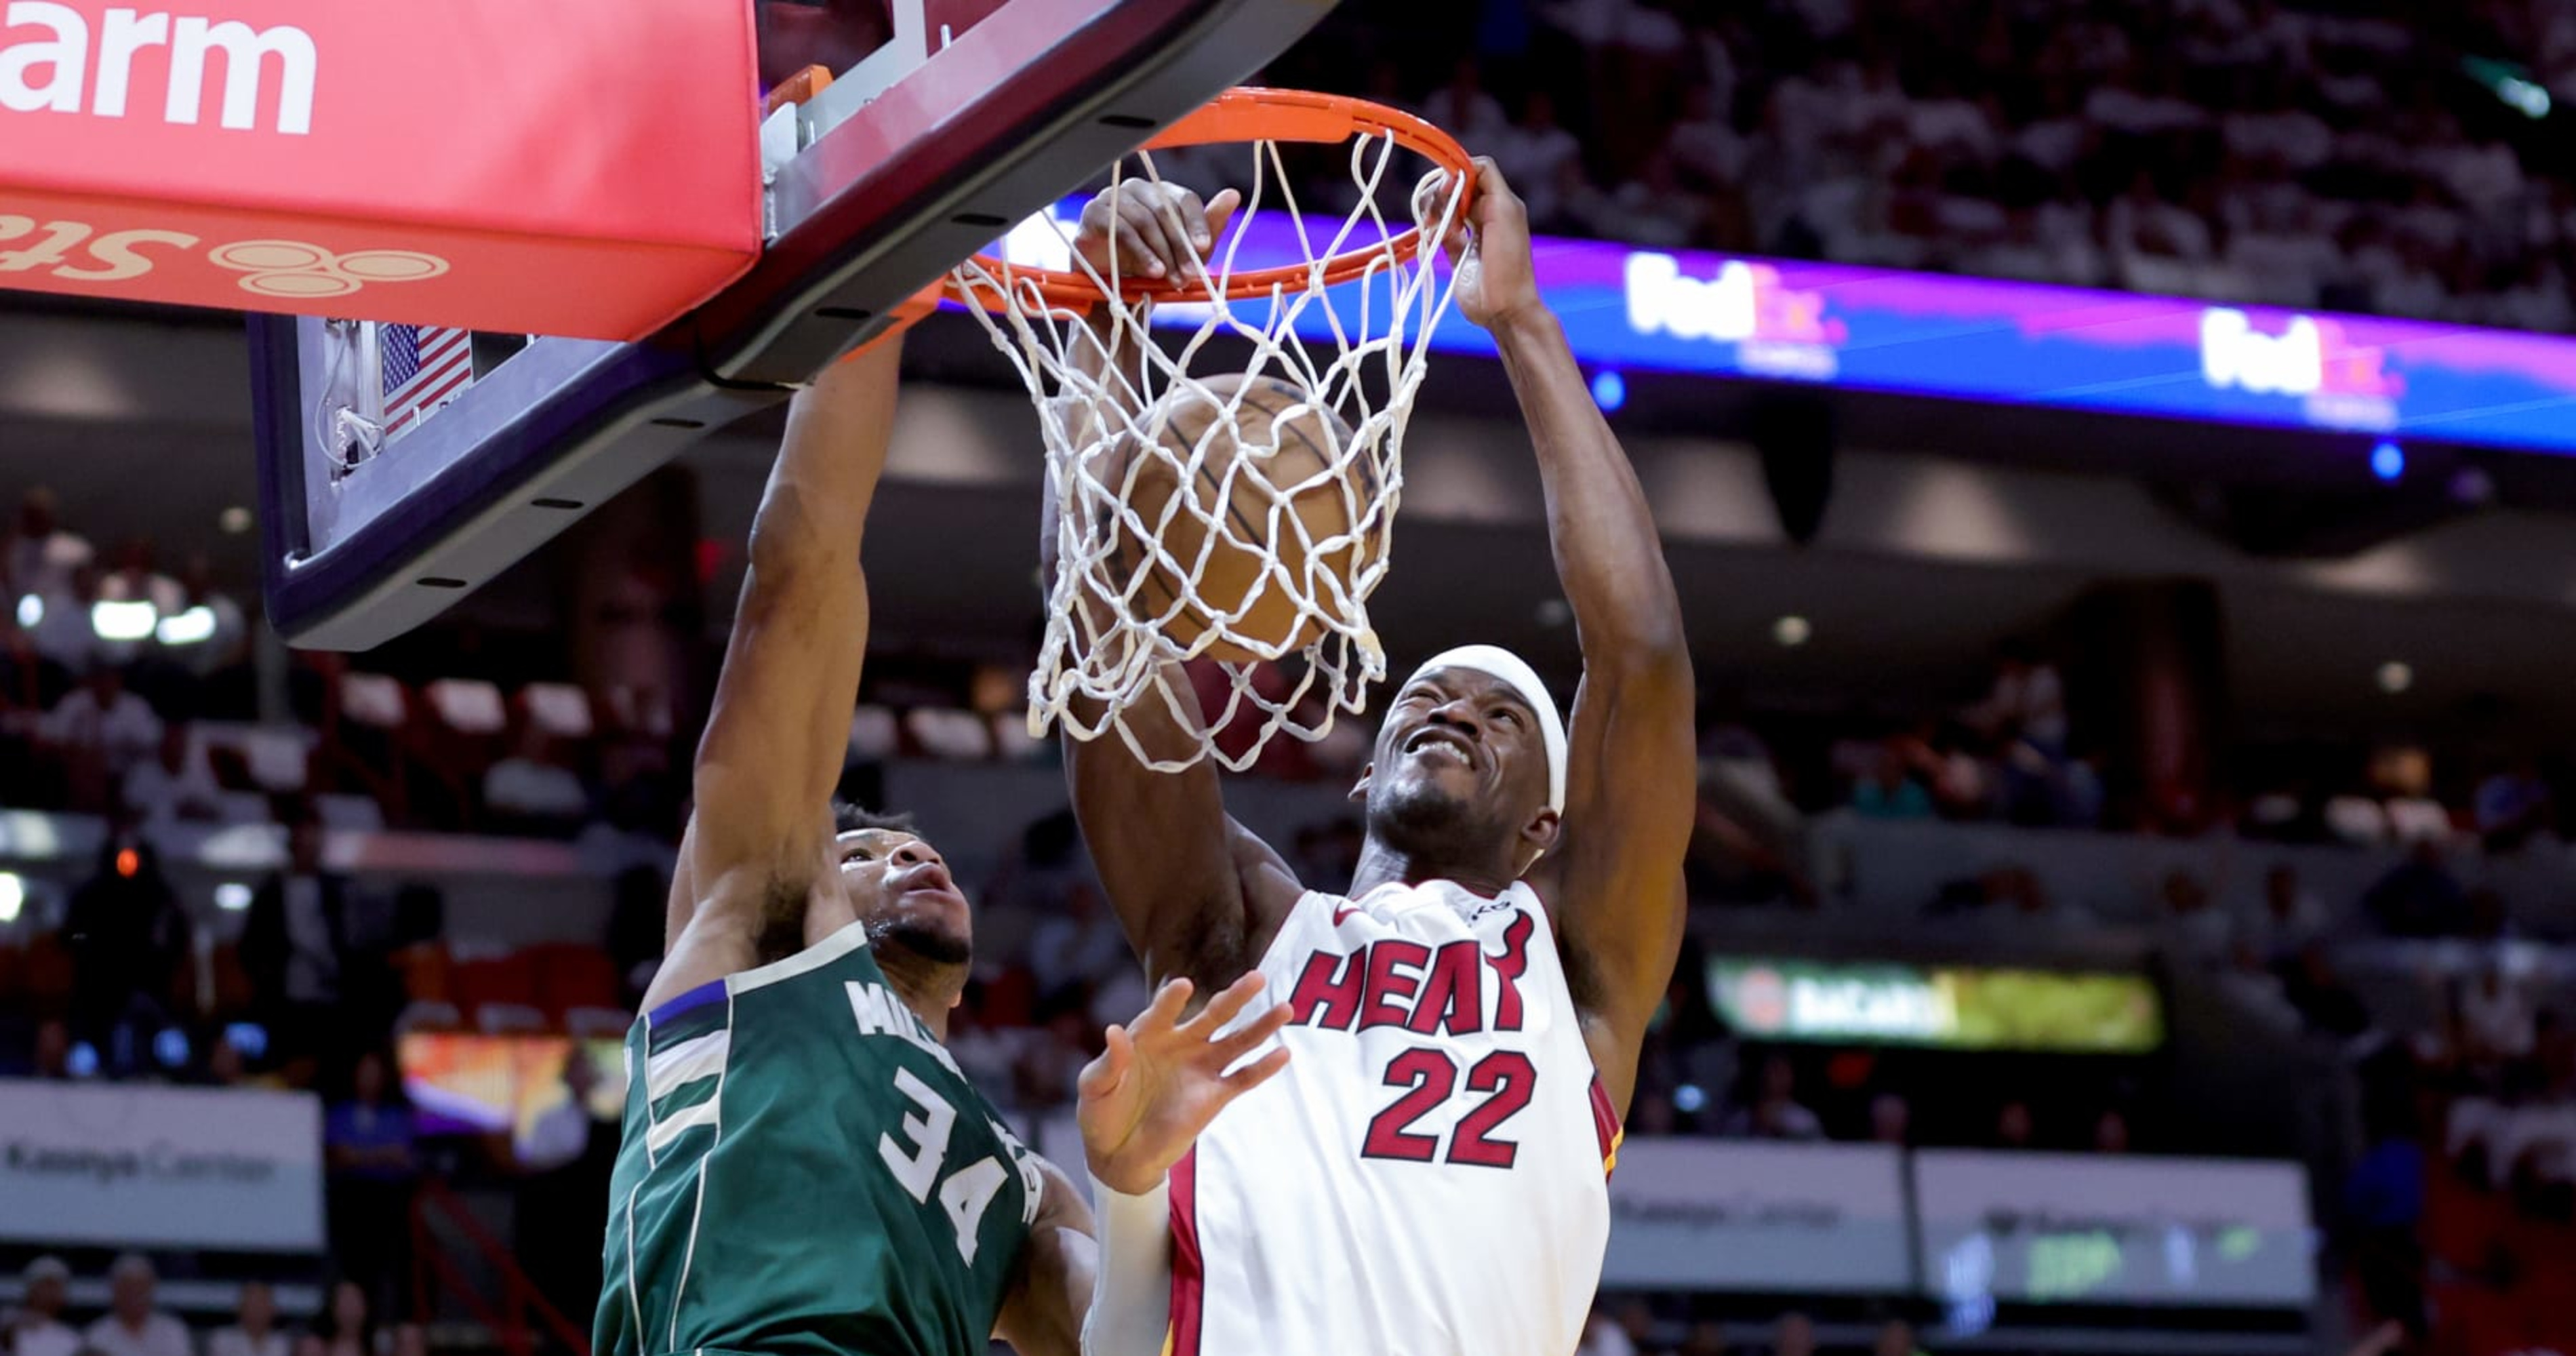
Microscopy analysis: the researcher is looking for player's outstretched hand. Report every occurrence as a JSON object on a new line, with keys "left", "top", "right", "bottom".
{"left": 1077, "top": 973, "right": 1291, "bottom": 1197}
{"left": 1423, "top": 157, "right": 1543, "bottom": 332}
{"left": 1076, "top": 181, "right": 1243, "bottom": 283}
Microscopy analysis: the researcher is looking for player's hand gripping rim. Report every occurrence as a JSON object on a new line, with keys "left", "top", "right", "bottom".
{"left": 1077, "top": 972, "right": 1291, "bottom": 1197}
{"left": 1075, "top": 181, "right": 1243, "bottom": 286}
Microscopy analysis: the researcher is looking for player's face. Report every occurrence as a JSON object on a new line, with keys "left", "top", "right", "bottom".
{"left": 837, "top": 828, "right": 973, "bottom": 965}
{"left": 1361, "top": 667, "right": 1550, "bottom": 860}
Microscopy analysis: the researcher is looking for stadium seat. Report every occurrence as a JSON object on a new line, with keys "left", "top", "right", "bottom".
{"left": 849, "top": 706, "right": 900, "bottom": 761}
{"left": 990, "top": 713, "right": 1044, "bottom": 761}
{"left": 2325, "top": 796, "right": 2391, "bottom": 844}
{"left": 905, "top": 708, "right": 993, "bottom": 761}
{"left": 523, "top": 943, "right": 622, "bottom": 1021}
{"left": 426, "top": 679, "right": 509, "bottom": 735}
{"left": 2428, "top": 1280, "right": 2527, "bottom": 1356}
{"left": 450, "top": 951, "right": 542, "bottom": 1028}
{"left": 341, "top": 674, "right": 411, "bottom": 729}
{"left": 566, "top": 1006, "right": 635, "bottom": 1039}
{"left": 521, "top": 683, "right": 596, "bottom": 740}
{"left": 315, "top": 793, "right": 387, "bottom": 832}
{"left": 395, "top": 999, "right": 464, "bottom": 1034}
{"left": 2424, "top": 1169, "right": 2513, "bottom": 1271}
{"left": 477, "top": 1003, "right": 547, "bottom": 1035}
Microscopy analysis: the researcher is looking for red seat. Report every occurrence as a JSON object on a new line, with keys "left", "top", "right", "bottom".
{"left": 523, "top": 943, "right": 622, "bottom": 1022}
{"left": 2424, "top": 1170, "right": 2512, "bottom": 1272}
{"left": 449, "top": 951, "right": 541, "bottom": 1027}
{"left": 2428, "top": 1280, "right": 2525, "bottom": 1356}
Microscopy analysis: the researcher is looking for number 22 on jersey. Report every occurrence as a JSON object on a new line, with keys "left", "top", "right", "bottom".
{"left": 1363, "top": 1048, "right": 1537, "bottom": 1167}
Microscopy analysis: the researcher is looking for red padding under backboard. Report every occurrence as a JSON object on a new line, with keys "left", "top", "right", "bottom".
{"left": 0, "top": 0, "right": 762, "bottom": 340}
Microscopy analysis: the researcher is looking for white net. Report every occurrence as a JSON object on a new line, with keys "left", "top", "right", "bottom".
{"left": 953, "top": 120, "right": 1466, "bottom": 772}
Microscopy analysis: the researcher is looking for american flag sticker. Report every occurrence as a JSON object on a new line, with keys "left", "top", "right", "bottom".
{"left": 379, "top": 323, "right": 473, "bottom": 440}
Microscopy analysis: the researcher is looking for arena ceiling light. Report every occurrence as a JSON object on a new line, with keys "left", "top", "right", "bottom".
{"left": 0, "top": 871, "right": 23, "bottom": 923}
{"left": 2377, "top": 661, "right": 2415, "bottom": 694}
{"left": 89, "top": 598, "right": 157, "bottom": 641}
{"left": 156, "top": 605, "right": 218, "bottom": 645}
{"left": 1773, "top": 614, "right": 1813, "bottom": 648}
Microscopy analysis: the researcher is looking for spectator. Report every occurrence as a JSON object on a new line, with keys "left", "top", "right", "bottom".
{"left": 5, "top": 488, "right": 93, "bottom": 614}
{"left": 514, "top": 1049, "right": 618, "bottom": 1317}
{"left": 1874, "top": 1319, "right": 1924, "bottom": 1356}
{"left": 123, "top": 721, "right": 226, "bottom": 826}
{"left": 2474, "top": 758, "right": 2553, "bottom": 854}
{"left": 2241, "top": 862, "right": 2324, "bottom": 971}
{"left": 2362, "top": 839, "right": 2466, "bottom": 937}
{"left": 6, "top": 1258, "right": 79, "bottom": 1356}
{"left": 83, "top": 1256, "right": 190, "bottom": 1356}
{"left": 1770, "top": 1312, "right": 1817, "bottom": 1356}
{"left": 1994, "top": 1098, "right": 2036, "bottom": 1149}
{"left": 241, "top": 807, "right": 358, "bottom": 1063}
{"left": 43, "top": 664, "right": 164, "bottom": 810}
{"left": 1722, "top": 1053, "right": 1823, "bottom": 1140}
{"left": 161, "top": 553, "right": 251, "bottom": 682}
{"left": 1574, "top": 1307, "right": 1636, "bottom": 1356}
{"left": 2156, "top": 869, "right": 2232, "bottom": 966}
{"left": 1869, "top": 1092, "right": 1912, "bottom": 1146}
{"left": 1497, "top": 90, "right": 1585, "bottom": 227}
{"left": 24, "top": 562, "right": 99, "bottom": 680}
{"left": 1026, "top": 881, "right": 1127, "bottom": 1004}
{"left": 202, "top": 1031, "right": 253, "bottom": 1088}
{"left": 62, "top": 831, "right": 188, "bottom": 1064}
{"left": 323, "top": 1053, "right": 418, "bottom": 1311}
{"left": 294, "top": 1283, "right": 384, "bottom": 1356}
{"left": 206, "top": 1283, "right": 288, "bottom": 1356}
{"left": 26, "top": 1017, "right": 73, "bottom": 1080}
{"left": 1420, "top": 58, "right": 1511, "bottom": 148}
{"left": 2281, "top": 942, "right": 2372, "bottom": 1038}
{"left": 1851, "top": 742, "right": 1933, "bottom": 820}
{"left": 2460, "top": 964, "right": 2537, "bottom": 1068}
{"left": 2093, "top": 1107, "right": 2133, "bottom": 1153}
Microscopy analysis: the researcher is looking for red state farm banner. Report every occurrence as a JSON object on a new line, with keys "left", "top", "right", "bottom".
{"left": 0, "top": 0, "right": 761, "bottom": 340}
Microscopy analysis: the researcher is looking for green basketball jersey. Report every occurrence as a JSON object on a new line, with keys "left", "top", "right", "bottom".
{"left": 595, "top": 921, "right": 1041, "bottom": 1356}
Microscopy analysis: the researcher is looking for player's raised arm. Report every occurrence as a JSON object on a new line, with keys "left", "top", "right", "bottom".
{"left": 1051, "top": 182, "right": 1301, "bottom": 990}
{"left": 648, "top": 338, "right": 904, "bottom": 1010}
{"left": 1445, "top": 159, "right": 1695, "bottom": 1113}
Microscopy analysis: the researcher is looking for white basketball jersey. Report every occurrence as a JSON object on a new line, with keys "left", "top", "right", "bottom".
{"left": 1169, "top": 879, "right": 1621, "bottom": 1356}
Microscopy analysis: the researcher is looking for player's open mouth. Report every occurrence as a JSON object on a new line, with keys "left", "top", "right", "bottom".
{"left": 1403, "top": 727, "right": 1476, "bottom": 767}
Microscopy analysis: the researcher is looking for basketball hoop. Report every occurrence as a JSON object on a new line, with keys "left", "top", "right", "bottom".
{"left": 950, "top": 87, "right": 1474, "bottom": 772}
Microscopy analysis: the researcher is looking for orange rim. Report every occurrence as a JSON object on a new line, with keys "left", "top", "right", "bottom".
{"left": 946, "top": 87, "right": 1476, "bottom": 312}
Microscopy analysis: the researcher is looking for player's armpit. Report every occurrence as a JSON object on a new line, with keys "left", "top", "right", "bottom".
{"left": 992, "top": 1159, "right": 1098, "bottom": 1356}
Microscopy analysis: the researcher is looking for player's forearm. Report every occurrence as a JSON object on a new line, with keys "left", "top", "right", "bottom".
{"left": 690, "top": 339, "right": 900, "bottom": 868}
{"left": 1490, "top": 309, "right": 1687, "bottom": 663}
{"left": 750, "top": 338, "right": 904, "bottom": 581}
{"left": 1078, "top": 1178, "right": 1173, "bottom": 1356}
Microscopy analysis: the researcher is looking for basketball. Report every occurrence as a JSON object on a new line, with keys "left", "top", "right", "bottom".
{"left": 1095, "top": 373, "right": 1380, "bottom": 664}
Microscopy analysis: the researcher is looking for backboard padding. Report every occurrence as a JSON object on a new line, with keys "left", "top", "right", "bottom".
{"left": 252, "top": 0, "right": 1337, "bottom": 650}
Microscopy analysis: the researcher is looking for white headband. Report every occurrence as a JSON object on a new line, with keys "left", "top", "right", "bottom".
{"left": 1403, "top": 645, "right": 1567, "bottom": 812}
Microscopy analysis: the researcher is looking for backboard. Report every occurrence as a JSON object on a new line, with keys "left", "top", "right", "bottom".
{"left": 248, "top": 0, "right": 1337, "bottom": 650}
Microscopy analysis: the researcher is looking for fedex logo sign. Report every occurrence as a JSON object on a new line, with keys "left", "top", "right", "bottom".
{"left": 2200, "top": 308, "right": 2323, "bottom": 396}
{"left": 0, "top": 3, "right": 316, "bottom": 134}
{"left": 2200, "top": 306, "right": 2404, "bottom": 430}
